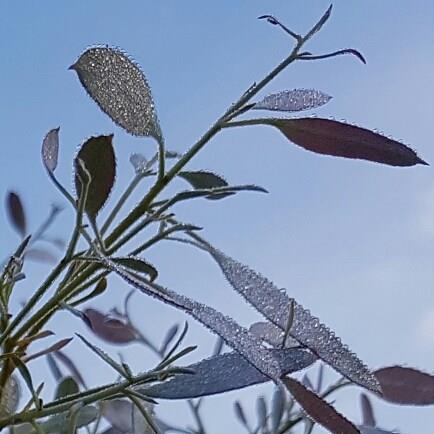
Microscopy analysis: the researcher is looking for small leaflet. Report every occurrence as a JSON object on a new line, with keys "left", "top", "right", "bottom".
{"left": 142, "top": 348, "right": 316, "bottom": 399}
{"left": 70, "top": 46, "right": 162, "bottom": 140}
{"left": 208, "top": 249, "right": 381, "bottom": 393}
{"left": 254, "top": 89, "right": 332, "bottom": 112}
{"left": 41, "top": 128, "right": 60, "bottom": 172}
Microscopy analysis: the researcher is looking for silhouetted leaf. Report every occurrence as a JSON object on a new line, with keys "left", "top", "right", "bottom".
{"left": 234, "top": 401, "right": 248, "bottom": 428}
{"left": 70, "top": 46, "right": 162, "bottom": 140}
{"left": 256, "top": 396, "right": 267, "bottom": 429}
{"left": 74, "top": 135, "right": 116, "bottom": 217}
{"left": 84, "top": 308, "right": 137, "bottom": 344}
{"left": 160, "top": 324, "right": 179, "bottom": 355}
{"left": 0, "top": 376, "right": 20, "bottom": 418}
{"left": 375, "top": 366, "right": 434, "bottom": 405}
{"left": 26, "top": 247, "right": 57, "bottom": 264}
{"left": 41, "top": 406, "right": 98, "bottom": 433}
{"left": 254, "top": 89, "right": 332, "bottom": 112}
{"left": 178, "top": 171, "right": 233, "bottom": 200}
{"left": 52, "top": 351, "right": 85, "bottom": 387}
{"left": 130, "top": 153, "right": 149, "bottom": 174}
{"left": 282, "top": 377, "right": 360, "bottom": 434}
{"left": 6, "top": 191, "right": 26, "bottom": 237}
{"left": 270, "top": 386, "right": 286, "bottom": 433}
{"left": 267, "top": 118, "right": 427, "bottom": 167}
{"left": 360, "top": 393, "right": 376, "bottom": 426}
{"left": 54, "top": 376, "right": 79, "bottom": 399}
{"left": 24, "top": 338, "right": 73, "bottom": 363}
{"left": 11, "top": 356, "right": 40, "bottom": 410}
{"left": 113, "top": 257, "right": 158, "bottom": 282}
{"left": 143, "top": 348, "right": 316, "bottom": 399}
{"left": 46, "top": 354, "right": 63, "bottom": 382}
{"left": 42, "top": 128, "right": 60, "bottom": 172}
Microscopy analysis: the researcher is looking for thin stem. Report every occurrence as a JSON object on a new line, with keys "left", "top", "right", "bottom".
{"left": 157, "top": 136, "right": 166, "bottom": 181}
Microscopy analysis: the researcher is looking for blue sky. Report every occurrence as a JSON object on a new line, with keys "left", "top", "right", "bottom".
{"left": 1, "top": 1, "right": 434, "bottom": 432}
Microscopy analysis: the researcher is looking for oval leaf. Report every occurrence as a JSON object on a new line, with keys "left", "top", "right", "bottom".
{"left": 70, "top": 46, "right": 161, "bottom": 139}
{"left": 375, "top": 366, "right": 434, "bottom": 405}
{"left": 178, "top": 171, "right": 233, "bottom": 200}
{"left": 113, "top": 257, "right": 158, "bottom": 282}
{"left": 254, "top": 89, "right": 332, "bottom": 112}
{"left": 282, "top": 377, "right": 360, "bottom": 434}
{"left": 74, "top": 135, "right": 116, "bottom": 217}
{"left": 143, "top": 348, "right": 316, "bottom": 399}
{"left": 84, "top": 308, "right": 137, "bottom": 344}
{"left": 269, "top": 117, "right": 427, "bottom": 167}
{"left": 6, "top": 191, "right": 26, "bottom": 237}
{"left": 42, "top": 128, "right": 60, "bottom": 172}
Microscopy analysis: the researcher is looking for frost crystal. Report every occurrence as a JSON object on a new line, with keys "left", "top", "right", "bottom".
{"left": 254, "top": 89, "right": 332, "bottom": 112}
{"left": 210, "top": 250, "right": 381, "bottom": 393}
{"left": 70, "top": 46, "right": 162, "bottom": 139}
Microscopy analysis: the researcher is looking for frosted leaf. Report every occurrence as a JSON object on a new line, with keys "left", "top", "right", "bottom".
{"left": 142, "top": 348, "right": 316, "bottom": 399}
{"left": 41, "top": 128, "right": 59, "bottom": 172}
{"left": 209, "top": 249, "right": 381, "bottom": 393}
{"left": 100, "top": 256, "right": 283, "bottom": 382}
{"left": 70, "top": 46, "right": 162, "bottom": 139}
{"left": 130, "top": 153, "right": 148, "bottom": 174}
{"left": 0, "top": 376, "right": 19, "bottom": 418}
{"left": 254, "top": 89, "right": 332, "bottom": 112}
{"left": 249, "top": 322, "right": 300, "bottom": 348}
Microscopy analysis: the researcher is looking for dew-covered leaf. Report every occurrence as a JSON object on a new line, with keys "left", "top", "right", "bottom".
{"left": 208, "top": 248, "right": 380, "bottom": 392}
{"left": 249, "top": 322, "right": 300, "bottom": 348}
{"left": 113, "top": 257, "right": 158, "bottom": 282}
{"left": 74, "top": 135, "right": 116, "bottom": 217}
{"left": 282, "top": 377, "right": 360, "bottom": 434}
{"left": 130, "top": 153, "right": 148, "bottom": 175}
{"left": 84, "top": 308, "right": 138, "bottom": 344}
{"left": 55, "top": 376, "right": 79, "bottom": 399}
{"left": 70, "top": 46, "right": 161, "bottom": 139}
{"left": 374, "top": 366, "right": 434, "bottom": 405}
{"left": 254, "top": 89, "right": 332, "bottom": 112}
{"left": 360, "top": 393, "right": 376, "bottom": 426}
{"left": 42, "top": 128, "right": 60, "bottom": 172}
{"left": 262, "top": 117, "right": 427, "bottom": 167}
{"left": 143, "top": 348, "right": 316, "bottom": 399}
{"left": 6, "top": 191, "right": 27, "bottom": 237}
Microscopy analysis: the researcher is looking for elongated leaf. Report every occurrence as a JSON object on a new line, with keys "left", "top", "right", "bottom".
{"left": 84, "top": 308, "right": 138, "bottom": 344}
{"left": 103, "top": 258, "right": 283, "bottom": 382}
{"left": 11, "top": 356, "right": 40, "bottom": 409}
{"left": 46, "top": 354, "right": 63, "bottom": 382}
{"left": 207, "top": 248, "right": 380, "bottom": 392}
{"left": 143, "top": 348, "right": 316, "bottom": 399}
{"left": 270, "top": 386, "right": 286, "bottom": 433}
{"left": 234, "top": 401, "right": 248, "bottom": 428}
{"left": 74, "top": 135, "right": 116, "bottom": 217}
{"left": 282, "top": 377, "right": 360, "bottom": 434}
{"left": 374, "top": 366, "right": 434, "bottom": 405}
{"left": 249, "top": 322, "right": 299, "bottom": 348}
{"left": 130, "top": 153, "right": 149, "bottom": 175}
{"left": 236, "top": 118, "right": 427, "bottom": 167}
{"left": 254, "top": 89, "right": 332, "bottom": 112}
{"left": 70, "top": 277, "right": 108, "bottom": 307}
{"left": 42, "top": 406, "right": 98, "bottom": 433}
{"left": 113, "top": 257, "right": 158, "bottom": 282}
{"left": 160, "top": 324, "right": 179, "bottom": 355}
{"left": 6, "top": 191, "right": 27, "bottom": 236}
{"left": 52, "top": 350, "right": 86, "bottom": 387}
{"left": 70, "top": 46, "right": 162, "bottom": 139}
{"left": 24, "top": 338, "right": 73, "bottom": 363}
{"left": 256, "top": 396, "right": 267, "bottom": 429}
{"left": 102, "top": 399, "right": 133, "bottom": 432}
{"left": 42, "top": 128, "right": 60, "bottom": 172}
{"left": 55, "top": 376, "right": 79, "bottom": 399}
{"left": 26, "top": 247, "right": 57, "bottom": 264}
{"left": 360, "top": 393, "right": 376, "bottom": 426}
{"left": 178, "top": 171, "right": 228, "bottom": 190}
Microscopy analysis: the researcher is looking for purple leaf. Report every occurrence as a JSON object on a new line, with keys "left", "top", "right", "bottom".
{"left": 23, "top": 338, "right": 73, "bottom": 363}
{"left": 360, "top": 393, "right": 376, "bottom": 427}
{"left": 26, "top": 247, "right": 57, "bottom": 264}
{"left": 375, "top": 366, "right": 434, "bottom": 405}
{"left": 254, "top": 89, "right": 332, "bottom": 112}
{"left": 282, "top": 377, "right": 360, "bottom": 434}
{"left": 6, "top": 191, "right": 27, "bottom": 237}
{"left": 74, "top": 135, "right": 116, "bottom": 218}
{"left": 42, "top": 128, "right": 60, "bottom": 172}
{"left": 70, "top": 46, "right": 162, "bottom": 140}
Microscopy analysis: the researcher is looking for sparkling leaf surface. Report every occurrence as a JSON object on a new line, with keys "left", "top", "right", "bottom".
{"left": 41, "top": 128, "right": 60, "bottom": 172}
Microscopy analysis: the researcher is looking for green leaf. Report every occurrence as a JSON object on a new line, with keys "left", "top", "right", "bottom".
{"left": 55, "top": 377, "right": 79, "bottom": 399}
{"left": 113, "top": 257, "right": 158, "bottom": 282}
{"left": 0, "top": 376, "right": 20, "bottom": 418}
{"left": 11, "top": 356, "right": 41, "bottom": 410}
{"left": 74, "top": 135, "right": 116, "bottom": 218}
{"left": 178, "top": 171, "right": 228, "bottom": 190}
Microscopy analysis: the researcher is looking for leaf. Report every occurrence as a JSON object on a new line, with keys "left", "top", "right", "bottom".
{"left": 254, "top": 89, "right": 332, "bottom": 112}
{"left": 130, "top": 153, "right": 149, "bottom": 175}
{"left": 249, "top": 322, "right": 299, "bottom": 348}
{"left": 25, "top": 247, "right": 57, "bottom": 264}
{"left": 208, "top": 248, "right": 381, "bottom": 392}
{"left": 282, "top": 377, "right": 360, "bottom": 434}
{"left": 270, "top": 386, "right": 286, "bottom": 433}
{"left": 374, "top": 366, "right": 434, "bottom": 405}
{"left": 11, "top": 356, "right": 41, "bottom": 410}
{"left": 0, "top": 376, "right": 20, "bottom": 418}
{"left": 102, "top": 399, "right": 133, "bottom": 432}
{"left": 256, "top": 396, "right": 267, "bottom": 429}
{"left": 234, "top": 401, "right": 248, "bottom": 428}
{"left": 70, "top": 277, "right": 108, "bottom": 306}
{"left": 6, "top": 191, "right": 27, "bottom": 236}
{"left": 360, "top": 393, "right": 376, "bottom": 427}
{"left": 54, "top": 376, "right": 79, "bottom": 399}
{"left": 84, "top": 308, "right": 138, "bottom": 344}
{"left": 70, "top": 46, "right": 162, "bottom": 140}
{"left": 23, "top": 338, "right": 73, "bottom": 363}
{"left": 41, "top": 406, "right": 98, "bottom": 433}
{"left": 113, "top": 257, "right": 158, "bottom": 282}
{"left": 74, "top": 135, "right": 116, "bottom": 217}
{"left": 52, "top": 350, "right": 86, "bottom": 387}
{"left": 178, "top": 170, "right": 232, "bottom": 200}
{"left": 265, "top": 117, "right": 428, "bottom": 167}
{"left": 46, "top": 354, "right": 63, "bottom": 382}
{"left": 42, "top": 128, "right": 60, "bottom": 172}
{"left": 160, "top": 324, "right": 179, "bottom": 355}
{"left": 143, "top": 348, "right": 316, "bottom": 399}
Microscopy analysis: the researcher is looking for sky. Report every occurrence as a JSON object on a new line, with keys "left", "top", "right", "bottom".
{"left": 1, "top": 0, "right": 434, "bottom": 432}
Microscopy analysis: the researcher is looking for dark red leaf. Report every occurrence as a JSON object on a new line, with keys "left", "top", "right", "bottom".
{"left": 282, "top": 377, "right": 360, "bottom": 434}
{"left": 84, "top": 308, "right": 137, "bottom": 344}
{"left": 6, "top": 191, "right": 27, "bottom": 237}
{"left": 270, "top": 118, "right": 428, "bottom": 167}
{"left": 360, "top": 393, "right": 376, "bottom": 427}
{"left": 74, "top": 135, "right": 116, "bottom": 217}
{"left": 375, "top": 366, "right": 434, "bottom": 405}
{"left": 23, "top": 338, "right": 73, "bottom": 363}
